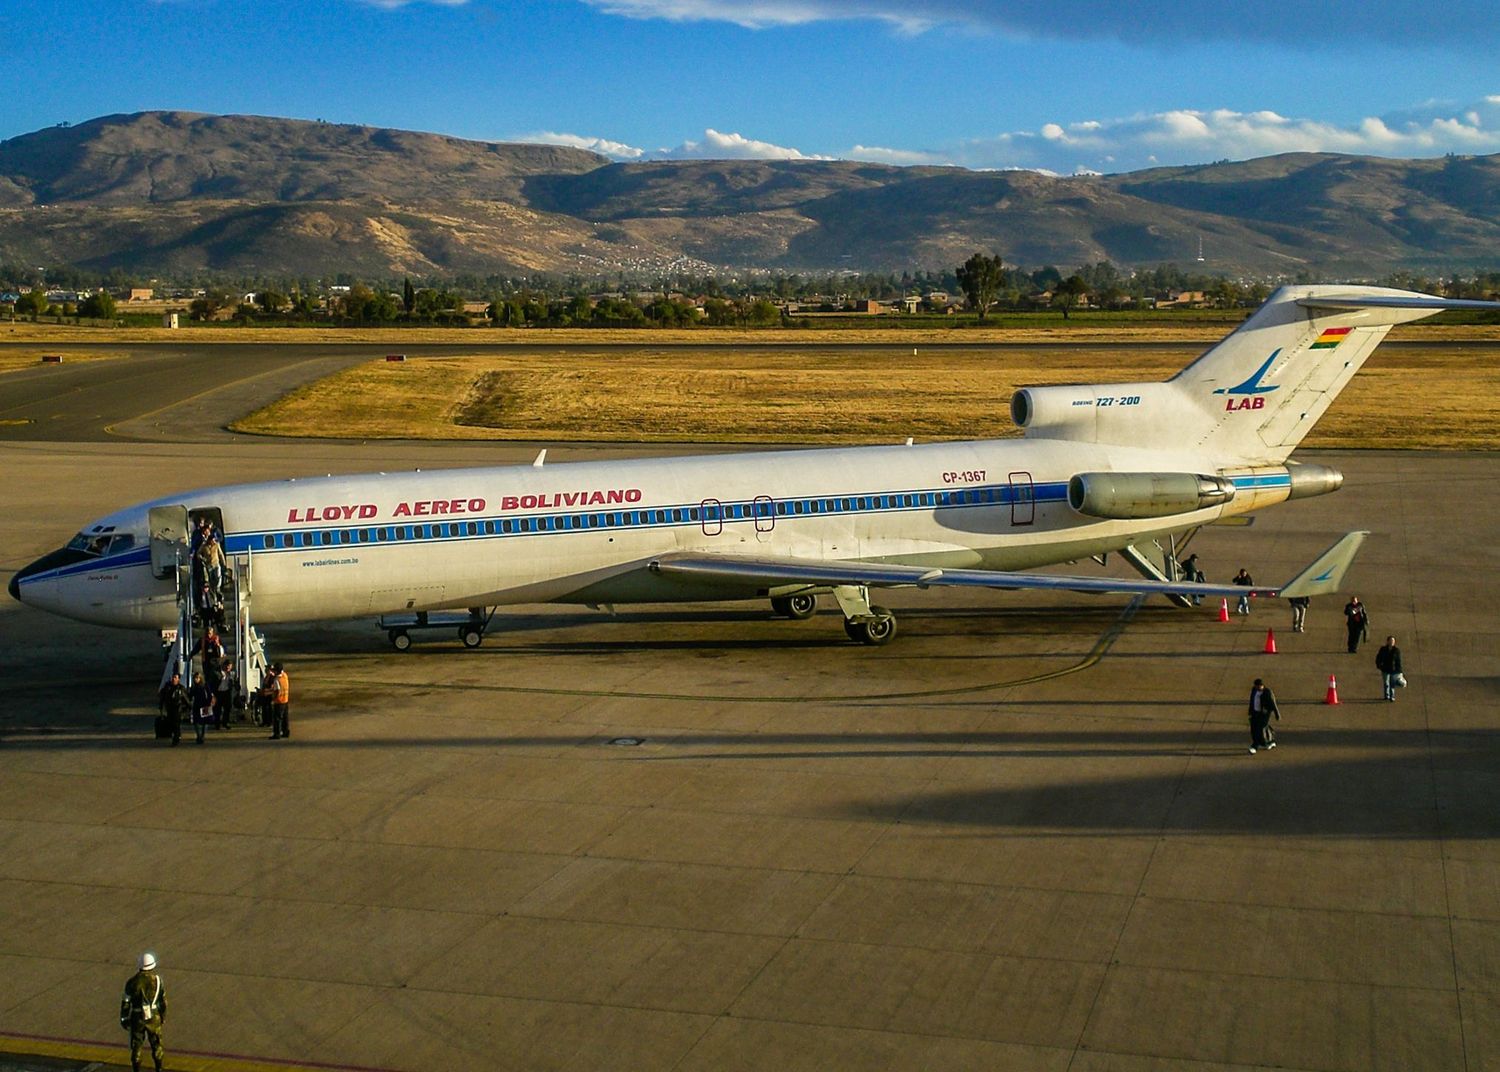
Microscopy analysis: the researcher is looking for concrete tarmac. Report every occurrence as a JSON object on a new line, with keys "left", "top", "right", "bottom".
{"left": 1, "top": 374, "right": 1498, "bottom": 1069}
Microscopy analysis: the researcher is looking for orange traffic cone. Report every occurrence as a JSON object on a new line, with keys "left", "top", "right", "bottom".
{"left": 1264, "top": 628, "right": 1277, "bottom": 654}
{"left": 1218, "top": 598, "right": 1230, "bottom": 623}
{"left": 1324, "top": 674, "right": 1340, "bottom": 705}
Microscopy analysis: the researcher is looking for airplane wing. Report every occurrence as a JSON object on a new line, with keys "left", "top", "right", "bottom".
{"left": 647, "top": 533, "right": 1371, "bottom": 600}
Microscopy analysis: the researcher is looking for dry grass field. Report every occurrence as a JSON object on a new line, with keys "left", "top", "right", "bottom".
{"left": 232, "top": 344, "right": 1500, "bottom": 450}
{"left": 7, "top": 318, "right": 1500, "bottom": 347}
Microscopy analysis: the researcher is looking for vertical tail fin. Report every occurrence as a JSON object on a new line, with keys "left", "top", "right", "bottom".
{"left": 1170, "top": 286, "right": 1497, "bottom": 465}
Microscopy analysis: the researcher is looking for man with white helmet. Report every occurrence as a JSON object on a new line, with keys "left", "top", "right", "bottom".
{"left": 119, "top": 951, "right": 168, "bottom": 1072}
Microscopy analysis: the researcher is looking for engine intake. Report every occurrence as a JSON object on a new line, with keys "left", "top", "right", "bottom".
{"left": 1069, "top": 472, "right": 1236, "bottom": 520}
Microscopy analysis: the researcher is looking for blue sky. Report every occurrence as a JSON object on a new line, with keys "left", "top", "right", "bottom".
{"left": 3, "top": 0, "right": 1498, "bottom": 174}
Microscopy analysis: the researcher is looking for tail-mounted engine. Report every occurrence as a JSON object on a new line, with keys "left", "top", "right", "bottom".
{"left": 1069, "top": 472, "right": 1237, "bottom": 520}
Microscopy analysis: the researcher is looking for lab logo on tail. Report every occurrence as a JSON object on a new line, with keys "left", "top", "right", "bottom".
{"left": 1214, "top": 348, "right": 1282, "bottom": 410}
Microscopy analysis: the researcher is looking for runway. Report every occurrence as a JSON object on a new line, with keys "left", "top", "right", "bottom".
{"left": 1, "top": 351, "right": 1498, "bottom": 1071}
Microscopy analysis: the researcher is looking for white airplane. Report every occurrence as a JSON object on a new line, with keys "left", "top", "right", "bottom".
{"left": 10, "top": 285, "right": 1495, "bottom": 653}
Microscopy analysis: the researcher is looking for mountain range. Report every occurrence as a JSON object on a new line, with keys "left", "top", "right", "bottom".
{"left": 1, "top": 111, "right": 1498, "bottom": 279}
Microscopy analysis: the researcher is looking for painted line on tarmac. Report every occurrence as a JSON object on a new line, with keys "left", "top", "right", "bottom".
{"left": 332, "top": 597, "right": 1144, "bottom": 705}
{"left": 1, "top": 1032, "right": 404, "bottom": 1072}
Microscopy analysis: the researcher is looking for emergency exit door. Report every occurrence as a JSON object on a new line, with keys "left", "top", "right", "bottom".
{"left": 1008, "top": 472, "right": 1035, "bottom": 526}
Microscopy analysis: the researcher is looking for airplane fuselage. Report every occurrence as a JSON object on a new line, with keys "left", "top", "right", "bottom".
{"left": 14, "top": 435, "right": 1296, "bottom": 630}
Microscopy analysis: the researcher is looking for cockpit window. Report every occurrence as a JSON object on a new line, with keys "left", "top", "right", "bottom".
{"left": 65, "top": 530, "right": 134, "bottom": 557}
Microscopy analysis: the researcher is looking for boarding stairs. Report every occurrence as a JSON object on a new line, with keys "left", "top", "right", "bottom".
{"left": 1119, "top": 530, "right": 1198, "bottom": 608}
{"left": 153, "top": 517, "right": 269, "bottom": 718}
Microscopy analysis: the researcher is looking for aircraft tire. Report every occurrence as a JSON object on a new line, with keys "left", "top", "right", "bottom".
{"left": 461, "top": 627, "right": 484, "bottom": 649}
{"left": 860, "top": 608, "right": 897, "bottom": 646}
{"left": 772, "top": 594, "right": 818, "bottom": 620}
{"left": 390, "top": 630, "right": 412, "bottom": 652}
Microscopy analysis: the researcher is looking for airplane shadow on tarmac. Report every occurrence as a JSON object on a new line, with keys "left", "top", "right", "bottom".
{"left": 4, "top": 725, "right": 1499, "bottom": 841}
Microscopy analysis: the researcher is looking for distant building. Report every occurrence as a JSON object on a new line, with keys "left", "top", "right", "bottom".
{"left": 125, "top": 288, "right": 154, "bottom": 302}
{"left": 851, "top": 300, "right": 883, "bottom": 314}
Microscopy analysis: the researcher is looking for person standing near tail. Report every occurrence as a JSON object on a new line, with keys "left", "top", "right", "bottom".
{"left": 1289, "top": 595, "right": 1310, "bottom": 633}
{"left": 1375, "top": 635, "right": 1404, "bottom": 701}
{"left": 119, "top": 952, "right": 168, "bottom": 1072}
{"left": 1344, "top": 596, "right": 1370, "bottom": 653}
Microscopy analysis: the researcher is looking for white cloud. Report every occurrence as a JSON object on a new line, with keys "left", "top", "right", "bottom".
{"left": 581, "top": 0, "right": 933, "bottom": 33}
{"left": 357, "top": 0, "right": 468, "bottom": 7}
{"left": 579, "top": 0, "right": 1499, "bottom": 47}
{"left": 520, "top": 131, "right": 646, "bottom": 159}
{"left": 516, "top": 128, "right": 826, "bottom": 162}
{"left": 847, "top": 144, "right": 946, "bottom": 166}
{"left": 517, "top": 98, "right": 1500, "bottom": 175}
{"left": 942, "top": 98, "right": 1500, "bottom": 173}
{"left": 658, "top": 128, "right": 829, "bottom": 160}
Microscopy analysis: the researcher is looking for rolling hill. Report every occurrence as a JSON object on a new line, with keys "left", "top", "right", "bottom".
{"left": 1, "top": 111, "right": 1497, "bottom": 278}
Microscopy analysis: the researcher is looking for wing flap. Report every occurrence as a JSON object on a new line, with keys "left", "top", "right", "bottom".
{"left": 649, "top": 552, "right": 1280, "bottom": 599}
{"left": 651, "top": 529, "right": 1370, "bottom": 602}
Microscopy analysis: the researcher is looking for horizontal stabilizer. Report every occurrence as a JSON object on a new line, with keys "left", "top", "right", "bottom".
{"left": 1277, "top": 530, "right": 1369, "bottom": 598}
{"left": 1297, "top": 295, "right": 1500, "bottom": 313}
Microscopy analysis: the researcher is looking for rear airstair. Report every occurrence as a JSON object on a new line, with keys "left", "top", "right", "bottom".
{"left": 1119, "top": 530, "right": 1197, "bottom": 608}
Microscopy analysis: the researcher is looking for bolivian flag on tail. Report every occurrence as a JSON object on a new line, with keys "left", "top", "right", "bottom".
{"left": 1310, "top": 326, "right": 1352, "bottom": 349}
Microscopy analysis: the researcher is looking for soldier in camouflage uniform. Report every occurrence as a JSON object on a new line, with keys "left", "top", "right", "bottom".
{"left": 119, "top": 951, "right": 168, "bottom": 1072}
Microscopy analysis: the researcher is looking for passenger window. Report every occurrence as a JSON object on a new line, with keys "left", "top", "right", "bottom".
{"left": 484, "top": 520, "right": 494, "bottom": 535}
{"left": 264, "top": 535, "right": 274, "bottom": 550}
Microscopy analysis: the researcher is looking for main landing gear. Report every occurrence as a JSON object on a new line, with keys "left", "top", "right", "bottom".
{"left": 772, "top": 586, "right": 898, "bottom": 646}
{"left": 770, "top": 593, "right": 818, "bottom": 620}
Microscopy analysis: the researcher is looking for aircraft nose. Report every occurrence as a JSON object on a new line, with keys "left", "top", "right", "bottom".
{"left": 9, "top": 546, "right": 81, "bottom": 605}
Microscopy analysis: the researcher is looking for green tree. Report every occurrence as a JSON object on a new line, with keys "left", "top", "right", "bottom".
{"left": 1052, "top": 275, "right": 1088, "bottom": 320}
{"left": 16, "top": 289, "right": 50, "bottom": 316}
{"left": 78, "top": 291, "right": 116, "bottom": 319}
{"left": 256, "top": 290, "right": 288, "bottom": 314}
{"left": 955, "top": 252, "right": 1005, "bottom": 320}
{"left": 746, "top": 299, "right": 780, "bottom": 326}
{"left": 402, "top": 277, "right": 416, "bottom": 315}
{"left": 702, "top": 297, "right": 735, "bottom": 327}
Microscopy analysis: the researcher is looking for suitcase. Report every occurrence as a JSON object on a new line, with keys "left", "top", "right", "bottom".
{"left": 154, "top": 715, "right": 171, "bottom": 740}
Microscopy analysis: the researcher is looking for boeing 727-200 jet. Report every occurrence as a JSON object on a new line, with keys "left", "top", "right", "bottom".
{"left": 11, "top": 286, "right": 1497, "bottom": 659}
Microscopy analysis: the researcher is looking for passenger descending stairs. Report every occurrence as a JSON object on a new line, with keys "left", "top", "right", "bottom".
{"left": 158, "top": 549, "right": 269, "bottom": 715}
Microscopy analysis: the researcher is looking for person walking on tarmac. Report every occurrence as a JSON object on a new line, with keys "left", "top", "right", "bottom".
{"left": 1344, "top": 596, "right": 1370, "bottom": 653}
{"left": 119, "top": 951, "right": 168, "bottom": 1072}
{"left": 265, "top": 662, "right": 291, "bottom": 740}
{"left": 189, "top": 672, "right": 216, "bottom": 745}
{"left": 1289, "top": 595, "right": 1310, "bottom": 633}
{"left": 157, "top": 672, "right": 190, "bottom": 747}
{"left": 1248, "top": 678, "right": 1280, "bottom": 754}
{"left": 1375, "top": 635, "right": 1405, "bottom": 701}
{"left": 1232, "top": 568, "right": 1254, "bottom": 614}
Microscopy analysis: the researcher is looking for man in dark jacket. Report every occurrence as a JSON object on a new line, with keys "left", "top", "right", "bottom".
{"left": 157, "top": 673, "right": 189, "bottom": 746}
{"left": 119, "top": 951, "right": 167, "bottom": 1072}
{"left": 1248, "top": 678, "right": 1280, "bottom": 753}
{"left": 1233, "top": 568, "right": 1254, "bottom": 614}
{"left": 1375, "top": 635, "right": 1404, "bottom": 701}
{"left": 1344, "top": 596, "right": 1370, "bottom": 653}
